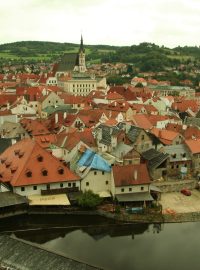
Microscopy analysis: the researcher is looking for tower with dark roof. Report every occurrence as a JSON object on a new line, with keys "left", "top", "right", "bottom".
{"left": 77, "top": 35, "right": 86, "bottom": 73}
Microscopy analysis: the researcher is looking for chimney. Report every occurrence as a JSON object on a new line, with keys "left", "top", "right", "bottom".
{"left": 134, "top": 170, "right": 138, "bottom": 180}
{"left": 55, "top": 113, "right": 58, "bottom": 124}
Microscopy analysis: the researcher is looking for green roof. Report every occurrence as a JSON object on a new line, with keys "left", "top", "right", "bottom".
{"left": 42, "top": 105, "right": 76, "bottom": 115}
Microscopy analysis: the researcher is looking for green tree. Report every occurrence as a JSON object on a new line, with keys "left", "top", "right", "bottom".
{"left": 77, "top": 190, "right": 102, "bottom": 209}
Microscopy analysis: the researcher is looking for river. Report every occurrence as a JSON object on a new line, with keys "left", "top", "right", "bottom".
{"left": 1, "top": 214, "right": 200, "bottom": 270}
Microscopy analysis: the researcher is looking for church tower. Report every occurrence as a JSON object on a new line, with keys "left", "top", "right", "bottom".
{"left": 78, "top": 35, "right": 86, "bottom": 73}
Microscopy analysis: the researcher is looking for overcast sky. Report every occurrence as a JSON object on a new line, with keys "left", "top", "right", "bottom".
{"left": 1, "top": 0, "right": 200, "bottom": 48}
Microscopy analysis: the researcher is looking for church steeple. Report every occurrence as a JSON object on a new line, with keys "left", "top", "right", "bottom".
{"left": 79, "top": 35, "right": 85, "bottom": 53}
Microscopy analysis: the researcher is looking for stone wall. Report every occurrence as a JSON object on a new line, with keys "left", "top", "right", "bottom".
{"left": 153, "top": 180, "right": 197, "bottom": 192}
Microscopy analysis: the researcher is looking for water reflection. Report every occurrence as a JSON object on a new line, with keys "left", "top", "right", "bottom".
{"left": 2, "top": 215, "right": 199, "bottom": 270}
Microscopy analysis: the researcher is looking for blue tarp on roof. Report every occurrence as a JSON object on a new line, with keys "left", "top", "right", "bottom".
{"left": 78, "top": 149, "right": 111, "bottom": 172}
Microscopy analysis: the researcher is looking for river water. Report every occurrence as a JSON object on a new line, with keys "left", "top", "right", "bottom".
{"left": 2, "top": 215, "right": 200, "bottom": 270}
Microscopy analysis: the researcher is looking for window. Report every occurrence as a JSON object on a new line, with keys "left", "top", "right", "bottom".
{"left": 172, "top": 154, "right": 176, "bottom": 158}
{"left": 94, "top": 171, "right": 97, "bottom": 175}
{"left": 129, "top": 187, "right": 132, "bottom": 192}
{"left": 46, "top": 184, "right": 50, "bottom": 190}
{"left": 182, "top": 153, "right": 186, "bottom": 158}
{"left": 73, "top": 182, "right": 76, "bottom": 187}
{"left": 105, "top": 181, "right": 109, "bottom": 185}
{"left": 21, "top": 187, "right": 25, "bottom": 192}
{"left": 141, "top": 135, "right": 145, "bottom": 140}
{"left": 121, "top": 188, "right": 124, "bottom": 192}
{"left": 33, "top": 186, "right": 37, "bottom": 190}
{"left": 176, "top": 165, "right": 179, "bottom": 168}
{"left": 141, "top": 186, "right": 144, "bottom": 191}
{"left": 102, "top": 171, "right": 105, "bottom": 175}
{"left": 86, "top": 182, "right": 89, "bottom": 186}
{"left": 37, "top": 155, "right": 43, "bottom": 162}
{"left": 60, "top": 183, "right": 63, "bottom": 188}
{"left": 26, "top": 170, "right": 32, "bottom": 177}
{"left": 58, "top": 167, "right": 64, "bottom": 175}
{"left": 68, "top": 183, "right": 72, "bottom": 187}
{"left": 42, "top": 169, "right": 48, "bottom": 176}
{"left": 171, "top": 165, "right": 174, "bottom": 169}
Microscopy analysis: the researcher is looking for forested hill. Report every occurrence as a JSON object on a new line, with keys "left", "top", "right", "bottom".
{"left": 0, "top": 41, "right": 200, "bottom": 72}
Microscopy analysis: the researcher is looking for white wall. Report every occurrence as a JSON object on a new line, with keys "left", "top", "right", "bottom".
{"left": 81, "top": 170, "right": 111, "bottom": 194}
{"left": 14, "top": 180, "right": 80, "bottom": 196}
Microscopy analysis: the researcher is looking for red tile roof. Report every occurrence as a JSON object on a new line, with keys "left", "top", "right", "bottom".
{"left": 106, "top": 92, "right": 124, "bottom": 100}
{"left": 151, "top": 128, "right": 181, "bottom": 145}
{"left": 185, "top": 139, "right": 200, "bottom": 154}
{"left": 20, "top": 119, "right": 50, "bottom": 136}
{"left": 172, "top": 100, "right": 199, "bottom": 113}
{"left": 112, "top": 164, "right": 150, "bottom": 187}
{"left": 0, "top": 139, "right": 79, "bottom": 187}
{"left": 132, "top": 115, "right": 153, "bottom": 130}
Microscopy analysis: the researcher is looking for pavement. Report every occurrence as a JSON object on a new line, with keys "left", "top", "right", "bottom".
{"left": 160, "top": 189, "right": 200, "bottom": 213}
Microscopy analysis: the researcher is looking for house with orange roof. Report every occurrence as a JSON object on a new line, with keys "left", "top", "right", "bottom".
{"left": 131, "top": 77, "right": 147, "bottom": 87}
{"left": 20, "top": 119, "right": 50, "bottom": 137}
{"left": 51, "top": 129, "right": 96, "bottom": 164}
{"left": 148, "top": 115, "right": 181, "bottom": 129}
{"left": 185, "top": 139, "right": 200, "bottom": 175}
{"left": 172, "top": 99, "right": 199, "bottom": 114}
{"left": 144, "top": 97, "right": 167, "bottom": 115}
{"left": 151, "top": 128, "right": 183, "bottom": 146}
{"left": 10, "top": 97, "right": 37, "bottom": 116}
{"left": 111, "top": 164, "right": 153, "bottom": 204}
{"left": 106, "top": 92, "right": 124, "bottom": 104}
{"left": 132, "top": 115, "right": 153, "bottom": 130}
{"left": 38, "top": 91, "right": 64, "bottom": 110}
{"left": 0, "top": 139, "right": 80, "bottom": 196}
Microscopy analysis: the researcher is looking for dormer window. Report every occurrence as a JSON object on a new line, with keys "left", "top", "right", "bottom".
{"left": 14, "top": 149, "right": 20, "bottom": 156}
{"left": 11, "top": 166, "right": 17, "bottom": 173}
{"left": 26, "top": 170, "right": 32, "bottom": 177}
{"left": 5, "top": 161, "right": 11, "bottom": 168}
{"left": 37, "top": 155, "right": 43, "bottom": 162}
{"left": 1, "top": 157, "right": 7, "bottom": 164}
{"left": 18, "top": 151, "right": 24, "bottom": 158}
{"left": 58, "top": 167, "right": 64, "bottom": 175}
{"left": 41, "top": 169, "right": 48, "bottom": 176}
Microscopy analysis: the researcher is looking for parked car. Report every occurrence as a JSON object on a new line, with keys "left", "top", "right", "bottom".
{"left": 181, "top": 188, "right": 191, "bottom": 196}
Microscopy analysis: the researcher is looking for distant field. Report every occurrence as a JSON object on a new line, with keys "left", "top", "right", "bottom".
{"left": 167, "top": 55, "right": 194, "bottom": 60}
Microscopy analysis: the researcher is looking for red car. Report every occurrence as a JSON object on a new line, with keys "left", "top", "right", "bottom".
{"left": 181, "top": 188, "right": 191, "bottom": 196}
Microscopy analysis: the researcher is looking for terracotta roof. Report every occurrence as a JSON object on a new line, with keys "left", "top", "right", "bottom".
{"left": 132, "top": 115, "right": 153, "bottom": 130}
{"left": 34, "top": 134, "right": 57, "bottom": 148}
{"left": 112, "top": 164, "right": 150, "bottom": 187}
{"left": 131, "top": 77, "right": 147, "bottom": 83}
{"left": 20, "top": 119, "right": 50, "bottom": 136}
{"left": 172, "top": 100, "right": 199, "bottom": 113}
{"left": 106, "top": 92, "right": 124, "bottom": 100}
{"left": 185, "top": 139, "right": 200, "bottom": 154}
{"left": 151, "top": 128, "right": 180, "bottom": 145}
{"left": 0, "top": 139, "right": 79, "bottom": 187}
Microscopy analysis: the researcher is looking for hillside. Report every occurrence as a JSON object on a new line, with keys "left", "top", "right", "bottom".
{"left": 0, "top": 41, "right": 200, "bottom": 72}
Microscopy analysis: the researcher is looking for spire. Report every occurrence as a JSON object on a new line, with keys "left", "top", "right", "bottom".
{"left": 79, "top": 35, "right": 85, "bottom": 53}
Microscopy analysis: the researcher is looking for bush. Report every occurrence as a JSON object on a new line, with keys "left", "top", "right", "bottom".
{"left": 77, "top": 190, "right": 102, "bottom": 209}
